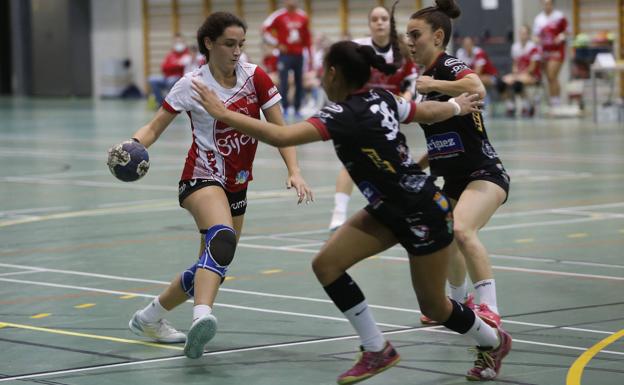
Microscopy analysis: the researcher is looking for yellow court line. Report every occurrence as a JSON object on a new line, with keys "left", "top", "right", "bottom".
{"left": 566, "top": 329, "right": 624, "bottom": 385}
{"left": 74, "top": 303, "right": 96, "bottom": 309}
{"left": 0, "top": 321, "right": 183, "bottom": 351}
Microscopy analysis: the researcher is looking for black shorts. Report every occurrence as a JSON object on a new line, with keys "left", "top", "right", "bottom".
{"left": 442, "top": 164, "right": 510, "bottom": 203}
{"left": 365, "top": 191, "right": 454, "bottom": 256}
{"left": 178, "top": 179, "right": 248, "bottom": 217}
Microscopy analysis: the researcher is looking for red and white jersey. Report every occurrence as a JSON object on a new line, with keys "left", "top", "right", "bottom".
{"left": 511, "top": 40, "right": 541, "bottom": 78}
{"left": 533, "top": 10, "right": 568, "bottom": 50}
{"left": 163, "top": 62, "right": 281, "bottom": 192}
{"left": 456, "top": 46, "right": 497, "bottom": 76}
{"left": 263, "top": 8, "right": 311, "bottom": 56}
{"left": 353, "top": 37, "right": 418, "bottom": 96}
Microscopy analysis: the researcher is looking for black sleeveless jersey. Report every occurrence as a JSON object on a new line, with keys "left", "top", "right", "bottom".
{"left": 308, "top": 88, "right": 439, "bottom": 212}
{"left": 419, "top": 53, "right": 502, "bottom": 178}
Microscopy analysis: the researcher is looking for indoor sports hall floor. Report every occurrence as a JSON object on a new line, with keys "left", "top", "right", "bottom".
{"left": 0, "top": 97, "right": 622, "bottom": 385}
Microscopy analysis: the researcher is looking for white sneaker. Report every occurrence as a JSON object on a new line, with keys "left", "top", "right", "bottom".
{"left": 329, "top": 210, "right": 346, "bottom": 232}
{"left": 128, "top": 310, "right": 186, "bottom": 343}
{"left": 184, "top": 314, "right": 218, "bottom": 359}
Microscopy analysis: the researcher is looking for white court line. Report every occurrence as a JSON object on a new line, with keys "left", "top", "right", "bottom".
{"left": 0, "top": 270, "right": 43, "bottom": 277}
{"left": 0, "top": 275, "right": 621, "bottom": 383}
{"left": 0, "top": 263, "right": 618, "bottom": 335}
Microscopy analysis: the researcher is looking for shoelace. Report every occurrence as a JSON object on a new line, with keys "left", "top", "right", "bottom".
{"left": 468, "top": 347, "right": 495, "bottom": 370}
{"left": 156, "top": 319, "right": 177, "bottom": 334}
{"left": 358, "top": 350, "right": 385, "bottom": 370}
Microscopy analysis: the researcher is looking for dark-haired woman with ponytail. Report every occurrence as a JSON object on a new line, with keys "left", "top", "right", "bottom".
{"left": 329, "top": 1, "right": 419, "bottom": 232}
{"left": 192, "top": 38, "right": 511, "bottom": 383}
{"left": 125, "top": 12, "right": 312, "bottom": 359}
{"left": 407, "top": 0, "right": 512, "bottom": 379}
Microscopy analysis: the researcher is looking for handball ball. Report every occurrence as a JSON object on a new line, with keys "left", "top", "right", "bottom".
{"left": 107, "top": 139, "right": 150, "bottom": 182}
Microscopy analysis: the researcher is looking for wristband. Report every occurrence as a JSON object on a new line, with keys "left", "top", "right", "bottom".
{"left": 448, "top": 98, "right": 461, "bottom": 116}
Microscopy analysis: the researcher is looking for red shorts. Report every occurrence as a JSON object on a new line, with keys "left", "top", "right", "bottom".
{"left": 542, "top": 46, "right": 565, "bottom": 62}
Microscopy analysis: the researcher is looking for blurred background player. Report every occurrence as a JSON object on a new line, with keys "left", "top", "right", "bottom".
{"left": 533, "top": 0, "right": 568, "bottom": 107}
{"left": 148, "top": 34, "right": 189, "bottom": 107}
{"left": 262, "top": 0, "right": 312, "bottom": 121}
{"left": 498, "top": 25, "right": 542, "bottom": 117}
{"left": 328, "top": 1, "right": 419, "bottom": 232}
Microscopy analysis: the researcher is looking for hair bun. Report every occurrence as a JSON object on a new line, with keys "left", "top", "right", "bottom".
{"left": 435, "top": 0, "right": 461, "bottom": 19}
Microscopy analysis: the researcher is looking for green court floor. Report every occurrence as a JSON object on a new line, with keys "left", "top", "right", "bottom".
{"left": 0, "top": 97, "right": 623, "bottom": 385}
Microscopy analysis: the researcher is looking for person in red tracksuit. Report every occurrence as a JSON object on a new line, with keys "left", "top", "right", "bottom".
{"left": 262, "top": 0, "right": 311, "bottom": 120}
{"left": 148, "top": 34, "right": 190, "bottom": 107}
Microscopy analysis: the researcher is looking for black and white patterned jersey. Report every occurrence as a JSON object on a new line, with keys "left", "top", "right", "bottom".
{"left": 419, "top": 52, "right": 502, "bottom": 178}
{"left": 307, "top": 88, "right": 438, "bottom": 212}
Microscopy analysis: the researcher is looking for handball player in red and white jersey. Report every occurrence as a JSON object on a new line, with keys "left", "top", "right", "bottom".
{"left": 533, "top": 0, "right": 568, "bottom": 106}
{"left": 126, "top": 12, "right": 312, "bottom": 359}
{"left": 329, "top": 1, "right": 420, "bottom": 231}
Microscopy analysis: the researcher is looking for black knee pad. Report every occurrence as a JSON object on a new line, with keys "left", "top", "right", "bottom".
{"left": 512, "top": 81, "right": 524, "bottom": 94}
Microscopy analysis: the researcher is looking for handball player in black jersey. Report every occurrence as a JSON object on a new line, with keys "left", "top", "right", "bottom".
{"left": 407, "top": 0, "right": 510, "bottom": 335}
{"left": 192, "top": 39, "right": 512, "bottom": 383}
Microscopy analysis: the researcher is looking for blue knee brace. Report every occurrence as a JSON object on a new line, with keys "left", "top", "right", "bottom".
{"left": 197, "top": 224, "right": 237, "bottom": 277}
{"left": 180, "top": 224, "right": 237, "bottom": 297}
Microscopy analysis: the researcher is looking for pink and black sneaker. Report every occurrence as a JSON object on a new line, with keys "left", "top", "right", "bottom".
{"left": 476, "top": 303, "right": 502, "bottom": 328}
{"left": 337, "top": 341, "right": 400, "bottom": 384}
{"left": 466, "top": 327, "right": 512, "bottom": 381}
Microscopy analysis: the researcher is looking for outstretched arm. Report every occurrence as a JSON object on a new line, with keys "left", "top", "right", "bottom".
{"left": 191, "top": 79, "right": 322, "bottom": 147}
{"left": 417, "top": 73, "right": 486, "bottom": 99}
{"left": 132, "top": 108, "right": 177, "bottom": 147}
{"left": 411, "top": 92, "right": 482, "bottom": 124}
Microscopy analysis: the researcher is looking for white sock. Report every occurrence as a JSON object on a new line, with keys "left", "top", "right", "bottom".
{"left": 474, "top": 279, "right": 498, "bottom": 314}
{"left": 449, "top": 279, "right": 469, "bottom": 302}
{"left": 343, "top": 300, "right": 385, "bottom": 352}
{"left": 193, "top": 304, "right": 212, "bottom": 322}
{"left": 466, "top": 315, "right": 500, "bottom": 348}
{"left": 333, "top": 192, "right": 351, "bottom": 214}
{"left": 139, "top": 297, "right": 168, "bottom": 323}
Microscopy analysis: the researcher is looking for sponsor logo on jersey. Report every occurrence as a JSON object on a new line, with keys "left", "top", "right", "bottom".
{"left": 246, "top": 94, "right": 259, "bottom": 104}
{"left": 433, "top": 191, "right": 450, "bottom": 212}
{"left": 361, "top": 148, "right": 396, "bottom": 174}
{"left": 358, "top": 181, "right": 383, "bottom": 207}
{"left": 410, "top": 225, "right": 430, "bottom": 240}
{"left": 235, "top": 169, "right": 250, "bottom": 184}
{"left": 268, "top": 86, "right": 278, "bottom": 97}
{"left": 237, "top": 107, "right": 249, "bottom": 115}
{"left": 481, "top": 140, "right": 498, "bottom": 159}
{"left": 399, "top": 174, "right": 427, "bottom": 193}
{"left": 216, "top": 132, "right": 258, "bottom": 156}
{"left": 324, "top": 104, "right": 344, "bottom": 114}
{"left": 426, "top": 132, "right": 464, "bottom": 158}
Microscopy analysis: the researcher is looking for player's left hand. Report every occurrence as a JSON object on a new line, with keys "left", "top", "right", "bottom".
{"left": 287, "top": 171, "right": 314, "bottom": 204}
{"left": 191, "top": 79, "right": 228, "bottom": 120}
{"left": 416, "top": 75, "right": 437, "bottom": 94}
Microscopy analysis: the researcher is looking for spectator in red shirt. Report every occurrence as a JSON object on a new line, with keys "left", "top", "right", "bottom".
{"left": 456, "top": 36, "right": 498, "bottom": 88}
{"left": 148, "top": 34, "right": 190, "bottom": 107}
{"left": 262, "top": 0, "right": 312, "bottom": 120}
